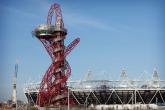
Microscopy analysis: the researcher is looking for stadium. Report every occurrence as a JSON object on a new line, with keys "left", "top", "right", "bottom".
{"left": 24, "top": 69, "right": 165, "bottom": 109}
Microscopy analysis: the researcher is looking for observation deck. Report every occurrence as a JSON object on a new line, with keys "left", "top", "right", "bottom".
{"left": 32, "top": 24, "right": 67, "bottom": 39}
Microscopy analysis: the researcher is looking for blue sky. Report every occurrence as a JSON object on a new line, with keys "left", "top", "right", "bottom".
{"left": 0, "top": 0, "right": 165, "bottom": 102}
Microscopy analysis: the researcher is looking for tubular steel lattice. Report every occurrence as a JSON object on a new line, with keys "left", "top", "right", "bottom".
{"left": 33, "top": 3, "right": 80, "bottom": 106}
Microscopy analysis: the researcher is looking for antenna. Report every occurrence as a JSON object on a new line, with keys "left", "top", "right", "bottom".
{"left": 12, "top": 59, "right": 19, "bottom": 108}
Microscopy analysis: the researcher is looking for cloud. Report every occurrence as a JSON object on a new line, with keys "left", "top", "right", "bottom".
{"left": 63, "top": 12, "right": 115, "bottom": 31}
{"left": 1, "top": 5, "right": 30, "bottom": 18}
{"left": 1, "top": 2, "right": 116, "bottom": 32}
{"left": 0, "top": 1, "right": 49, "bottom": 20}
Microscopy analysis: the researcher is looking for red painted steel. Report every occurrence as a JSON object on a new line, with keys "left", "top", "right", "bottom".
{"left": 34, "top": 3, "right": 80, "bottom": 106}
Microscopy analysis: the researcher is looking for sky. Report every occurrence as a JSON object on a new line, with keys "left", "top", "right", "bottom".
{"left": 0, "top": 0, "right": 165, "bottom": 102}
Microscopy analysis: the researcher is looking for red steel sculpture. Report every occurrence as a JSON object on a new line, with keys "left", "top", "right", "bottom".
{"left": 33, "top": 3, "right": 80, "bottom": 106}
